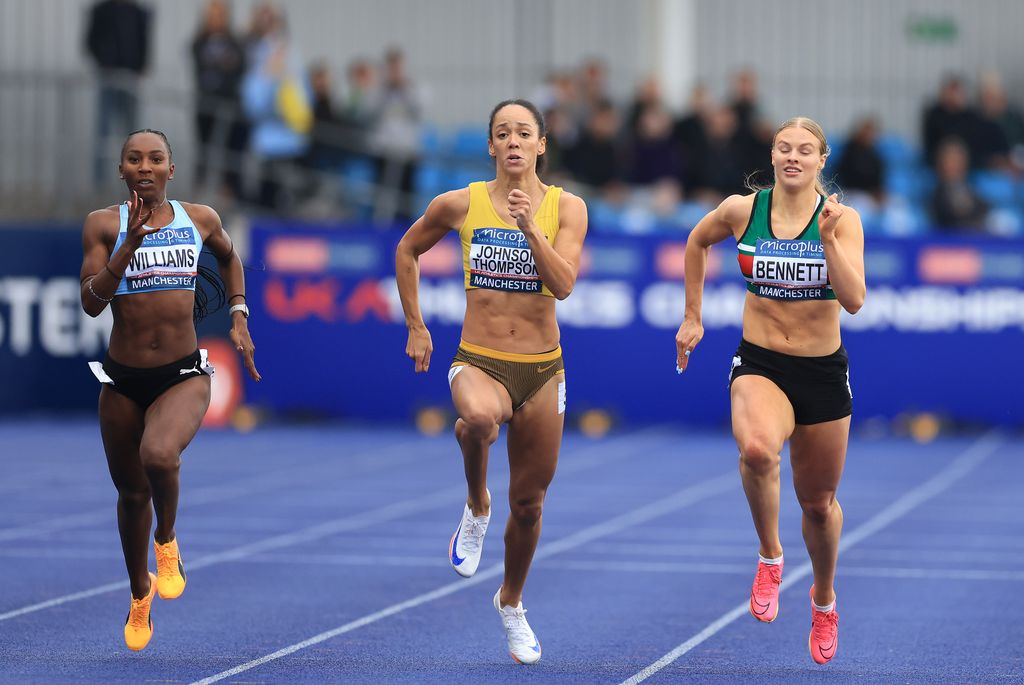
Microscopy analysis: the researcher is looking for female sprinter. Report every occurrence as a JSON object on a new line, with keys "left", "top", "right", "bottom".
{"left": 80, "top": 129, "right": 261, "bottom": 650}
{"left": 395, "top": 99, "right": 587, "bottom": 664}
{"left": 675, "top": 117, "right": 865, "bottom": 665}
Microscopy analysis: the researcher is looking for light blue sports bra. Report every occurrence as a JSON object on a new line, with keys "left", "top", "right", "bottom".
{"left": 113, "top": 200, "right": 203, "bottom": 296}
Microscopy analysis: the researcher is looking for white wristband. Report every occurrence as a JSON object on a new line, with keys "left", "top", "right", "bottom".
{"left": 229, "top": 303, "right": 249, "bottom": 318}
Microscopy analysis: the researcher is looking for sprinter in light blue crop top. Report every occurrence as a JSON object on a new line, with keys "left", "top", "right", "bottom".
{"left": 78, "top": 129, "right": 262, "bottom": 650}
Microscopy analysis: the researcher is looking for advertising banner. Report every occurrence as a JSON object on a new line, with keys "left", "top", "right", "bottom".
{"left": 242, "top": 226, "right": 1024, "bottom": 427}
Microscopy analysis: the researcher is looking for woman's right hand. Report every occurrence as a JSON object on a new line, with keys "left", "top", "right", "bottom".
{"left": 406, "top": 325, "right": 433, "bottom": 373}
{"left": 125, "top": 191, "right": 159, "bottom": 248}
{"left": 675, "top": 318, "right": 704, "bottom": 373}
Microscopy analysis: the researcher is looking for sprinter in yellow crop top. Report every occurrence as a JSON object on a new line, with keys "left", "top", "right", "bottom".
{"left": 674, "top": 118, "right": 865, "bottom": 665}
{"left": 395, "top": 99, "right": 587, "bottom": 665}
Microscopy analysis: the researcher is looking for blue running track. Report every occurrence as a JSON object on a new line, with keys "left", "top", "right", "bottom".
{"left": 0, "top": 420, "right": 1021, "bottom": 684}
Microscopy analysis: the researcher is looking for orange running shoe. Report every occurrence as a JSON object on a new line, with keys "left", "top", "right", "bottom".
{"left": 124, "top": 572, "right": 157, "bottom": 651}
{"left": 808, "top": 585, "right": 839, "bottom": 664}
{"left": 749, "top": 558, "right": 783, "bottom": 622}
{"left": 154, "top": 537, "right": 187, "bottom": 599}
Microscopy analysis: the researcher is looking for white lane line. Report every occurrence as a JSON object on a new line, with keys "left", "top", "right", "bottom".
{"left": 619, "top": 429, "right": 1005, "bottom": 685}
{"left": 0, "top": 428, "right": 664, "bottom": 621}
{"left": 188, "top": 471, "right": 740, "bottom": 685}
{"left": 5, "top": 548, "right": 1024, "bottom": 584}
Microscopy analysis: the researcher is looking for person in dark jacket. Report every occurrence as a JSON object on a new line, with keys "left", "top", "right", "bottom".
{"left": 85, "top": 0, "right": 151, "bottom": 186}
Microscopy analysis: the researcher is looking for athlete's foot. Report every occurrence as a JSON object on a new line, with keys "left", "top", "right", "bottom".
{"left": 124, "top": 572, "right": 157, "bottom": 651}
{"left": 749, "top": 557, "right": 783, "bottom": 622}
{"left": 154, "top": 537, "right": 187, "bottom": 599}
{"left": 808, "top": 585, "right": 839, "bottom": 664}
{"left": 449, "top": 491, "right": 490, "bottom": 577}
{"left": 494, "top": 587, "right": 541, "bottom": 664}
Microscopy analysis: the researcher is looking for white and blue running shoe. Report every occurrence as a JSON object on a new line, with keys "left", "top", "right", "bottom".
{"left": 493, "top": 588, "right": 542, "bottom": 664}
{"left": 449, "top": 496, "right": 490, "bottom": 577}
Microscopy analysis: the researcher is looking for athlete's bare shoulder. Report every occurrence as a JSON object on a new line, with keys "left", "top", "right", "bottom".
{"left": 425, "top": 187, "right": 471, "bottom": 229}
{"left": 717, "top": 192, "right": 756, "bottom": 228}
{"left": 177, "top": 200, "right": 222, "bottom": 237}
{"left": 83, "top": 204, "right": 122, "bottom": 238}
{"left": 557, "top": 188, "right": 586, "bottom": 212}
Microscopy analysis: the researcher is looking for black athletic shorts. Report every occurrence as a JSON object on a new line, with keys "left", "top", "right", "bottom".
{"left": 728, "top": 338, "right": 852, "bottom": 425}
{"left": 92, "top": 350, "right": 212, "bottom": 410}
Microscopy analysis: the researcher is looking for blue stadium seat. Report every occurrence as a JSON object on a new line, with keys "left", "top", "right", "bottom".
{"left": 420, "top": 124, "right": 444, "bottom": 156}
{"left": 877, "top": 133, "right": 919, "bottom": 167}
{"left": 972, "top": 171, "right": 1017, "bottom": 207}
{"left": 451, "top": 126, "right": 489, "bottom": 161}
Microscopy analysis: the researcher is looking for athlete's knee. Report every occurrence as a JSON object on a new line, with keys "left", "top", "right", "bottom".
{"left": 508, "top": 492, "right": 545, "bottom": 528}
{"left": 118, "top": 487, "right": 151, "bottom": 510}
{"left": 798, "top": 494, "right": 838, "bottom": 526}
{"left": 139, "top": 442, "right": 182, "bottom": 475}
{"left": 456, "top": 412, "right": 500, "bottom": 442}
{"left": 737, "top": 437, "right": 781, "bottom": 474}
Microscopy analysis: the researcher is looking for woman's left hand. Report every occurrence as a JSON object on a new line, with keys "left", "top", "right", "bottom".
{"left": 230, "top": 323, "right": 262, "bottom": 381}
{"left": 818, "top": 193, "right": 844, "bottom": 242}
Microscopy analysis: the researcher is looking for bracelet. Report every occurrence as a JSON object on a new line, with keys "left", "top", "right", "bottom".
{"left": 104, "top": 264, "right": 123, "bottom": 280}
{"left": 228, "top": 293, "right": 246, "bottom": 302}
{"left": 87, "top": 278, "right": 113, "bottom": 303}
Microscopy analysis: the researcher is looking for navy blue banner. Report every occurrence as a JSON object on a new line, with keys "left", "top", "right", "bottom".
{"left": 242, "top": 226, "right": 1024, "bottom": 427}
{"left": 0, "top": 227, "right": 228, "bottom": 412}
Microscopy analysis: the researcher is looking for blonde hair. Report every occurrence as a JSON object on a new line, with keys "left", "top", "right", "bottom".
{"left": 770, "top": 116, "right": 833, "bottom": 196}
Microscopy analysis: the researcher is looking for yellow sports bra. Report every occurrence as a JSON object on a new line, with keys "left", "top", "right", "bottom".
{"left": 459, "top": 181, "right": 561, "bottom": 297}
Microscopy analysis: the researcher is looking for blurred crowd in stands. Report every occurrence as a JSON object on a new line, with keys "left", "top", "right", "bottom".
{"left": 86, "top": 0, "right": 1024, "bottom": 236}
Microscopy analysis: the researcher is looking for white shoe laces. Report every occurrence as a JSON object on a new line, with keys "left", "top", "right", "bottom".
{"left": 461, "top": 516, "right": 488, "bottom": 554}
{"left": 500, "top": 605, "right": 534, "bottom": 646}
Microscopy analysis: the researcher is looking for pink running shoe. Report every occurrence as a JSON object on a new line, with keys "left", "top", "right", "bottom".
{"left": 749, "top": 559, "right": 783, "bottom": 623}
{"left": 808, "top": 585, "right": 839, "bottom": 664}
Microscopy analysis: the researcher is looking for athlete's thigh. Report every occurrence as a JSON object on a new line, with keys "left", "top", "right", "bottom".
{"left": 506, "top": 374, "right": 564, "bottom": 489}
{"left": 98, "top": 387, "right": 148, "bottom": 488}
{"left": 789, "top": 416, "right": 850, "bottom": 498}
{"left": 141, "top": 377, "right": 212, "bottom": 454}
{"left": 730, "top": 375, "right": 795, "bottom": 454}
{"left": 450, "top": 365, "right": 513, "bottom": 425}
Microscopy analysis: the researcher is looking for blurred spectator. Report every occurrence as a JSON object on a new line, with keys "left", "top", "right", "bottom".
{"left": 977, "top": 71, "right": 1024, "bottom": 173}
{"left": 243, "top": 2, "right": 279, "bottom": 57}
{"left": 241, "top": 5, "right": 310, "bottom": 212}
{"left": 539, "top": 105, "right": 574, "bottom": 180}
{"left": 834, "top": 117, "right": 886, "bottom": 206}
{"left": 339, "top": 58, "right": 378, "bottom": 161}
{"left": 626, "top": 76, "right": 663, "bottom": 132}
{"left": 534, "top": 71, "right": 582, "bottom": 178}
{"left": 191, "top": 0, "right": 247, "bottom": 200}
{"left": 922, "top": 75, "right": 982, "bottom": 168}
{"left": 85, "top": 0, "right": 151, "bottom": 186}
{"left": 369, "top": 48, "right": 424, "bottom": 222}
{"left": 689, "top": 106, "right": 747, "bottom": 203}
{"left": 928, "top": 138, "right": 989, "bottom": 232}
{"left": 564, "top": 99, "right": 624, "bottom": 194}
{"left": 728, "top": 68, "right": 773, "bottom": 188}
{"left": 673, "top": 82, "right": 712, "bottom": 191}
{"left": 575, "top": 58, "right": 611, "bottom": 130}
{"left": 626, "top": 102, "right": 682, "bottom": 187}
{"left": 304, "top": 61, "right": 344, "bottom": 175}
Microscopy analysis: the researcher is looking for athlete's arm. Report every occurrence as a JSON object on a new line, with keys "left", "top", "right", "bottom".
{"left": 675, "top": 193, "right": 750, "bottom": 371}
{"left": 192, "top": 203, "right": 261, "bottom": 381}
{"left": 80, "top": 193, "right": 157, "bottom": 316}
{"left": 817, "top": 194, "right": 866, "bottom": 315}
{"left": 395, "top": 189, "right": 468, "bottom": 373}
{"left": 509, "top": 189, "right": 588, "bottom": 300}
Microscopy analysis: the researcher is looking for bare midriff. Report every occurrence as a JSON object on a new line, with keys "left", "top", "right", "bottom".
{"left": 461, "top": 288, "right": 559, "bottom": 353}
